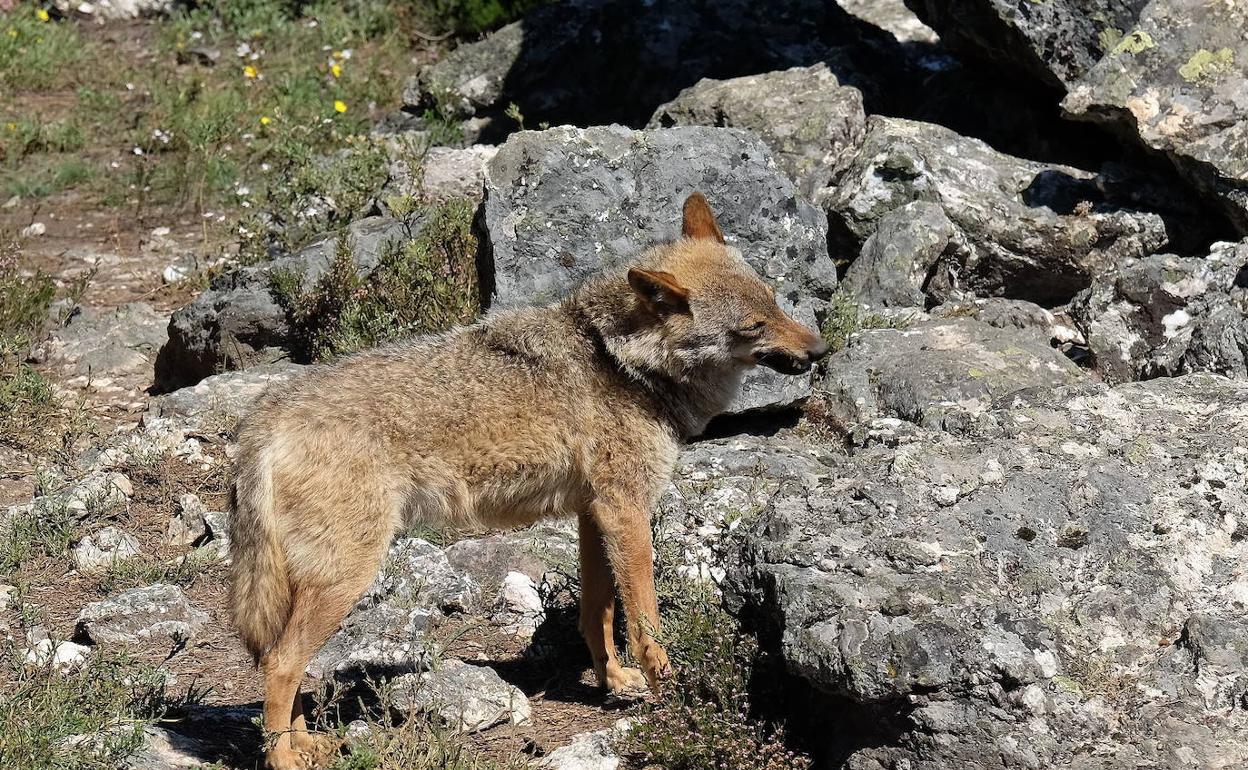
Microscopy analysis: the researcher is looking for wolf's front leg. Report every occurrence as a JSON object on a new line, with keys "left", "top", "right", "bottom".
{"left": 589, "top": 497, "right": 672, "bottom": 692}
{"left": 578, "top": 512, "right": 648, "bottom": 693}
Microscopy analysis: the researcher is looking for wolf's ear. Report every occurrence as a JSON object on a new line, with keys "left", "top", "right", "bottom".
{"left": 682, "top": 192, "right": 726, "bottom": 244}
{"left": 628, "top": 268, "right": 690, "bottom": 315}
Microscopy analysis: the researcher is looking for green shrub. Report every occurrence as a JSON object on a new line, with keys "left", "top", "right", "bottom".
{"left": 274, "top": 198, "right": 480, "bottom": 361}
{"left": 821, "top": 290, "right": 906, "bottom": 353}
{"left": 406, "top": 0, "right": 548, "bottom": 36}
{"left": 624, "top": 577, "right": 812, "bottom": 770}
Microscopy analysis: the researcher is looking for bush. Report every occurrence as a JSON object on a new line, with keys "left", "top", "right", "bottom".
{"left": 273, "top": 198, "right": 480, "bottom": 361}
{"left": 625, "top": 577, "right": 812, "bottom": 770}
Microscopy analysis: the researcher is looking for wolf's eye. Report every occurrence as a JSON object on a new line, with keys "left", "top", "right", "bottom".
{"left": 735, "top": 321, "right": 766, "bottom": 337}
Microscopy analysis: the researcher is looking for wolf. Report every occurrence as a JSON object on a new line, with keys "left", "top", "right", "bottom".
{"left": 229, "top": 192, "right": 829, "bottom": 769}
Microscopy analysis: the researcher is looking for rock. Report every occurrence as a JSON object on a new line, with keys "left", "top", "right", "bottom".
{"left": 371, "top": 537, "right": 479, "bottom": 613}
{"left": 154, "top": 217, "right": 407, "bottom": 391}
{"left": 827, "top": 116, "right": 1169, "bottom": 306}
{"left": 1061, "top": 0, "right": 1248, "bottom": 232}
{"left": 840, "top": 0, "right": 938, "bottom": 45}
{"left": 818, "top": 316, "right": 1086, "bottom": 430}
{"left": 77, "top": 584, "right": 209, "bottom": 646}
{"left": 29, "top": 303, "right": 167, "bottom": 384}
{"left": 905, "top": 0, "right": 1248, "bottom": 233}
{"left": 443, "top": 522, "right": 577, "bottom": 590}
{"left": 388, "top": 659, "right": 531, "bottom": 733}
{"left": 838, "top": 201, "right": 960, "bottom": 309}
{"left": 23, "top": 628, "right": 90, "bottom": 671}
{"left": 72, "top": 526, "right": 142, "bottom": 575}
{"left": 538, "top": 718, "right": 633, "bottom": 769}
{"left": 1069, "top": 240, "right": 1248, "bottom": 383}
{"left": 20, "top": 221, "right": 46, "bottom": 238}
{"left": 903, "top": 0, "right": 1143, "bottom": 88}
{"left": 383, "top": 143, "right": 498, "bottom": 204}
{"left": 494, "top": 571, "right": 544, "bottom": 637}
{"left": 482, "top": 125, "right": 836, "bottom": 413}
{"left": 402, "top": 0, "right": 871, "bottom": 136}
{"left": 0, "top": 584, "right": 14, "bottom": 612}
{"left": 648, "top": 64, "right": 867, "bottom": 199}
{"left": 121, "top": 726, "right": 213, "bottom": 770}
{"left": 146, "top": 363, "right": 302, "bottom": 435}
{"left": 53, "top": 0, "right": 173, "bottom": 20}
{"left": 732, "top": 373, "right": 1248, "bottom": 768}
{"left": 165, "top": 493, "right": 209, "bottom": 547}
{"left": 309, "top": 601, "right": 435, "bottom": 679}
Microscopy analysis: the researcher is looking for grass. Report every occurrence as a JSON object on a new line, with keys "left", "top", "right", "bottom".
{"left": 272, "top": 197, "right": 480, "bottom": 362}
{"left": 0, "top": 645, "right": 189, "bottom": 770}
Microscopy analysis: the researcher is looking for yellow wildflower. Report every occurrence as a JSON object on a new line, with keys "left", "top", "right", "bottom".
{"left": 259, "top": 115, "right": 272, "bottom": 126}
{"left": 330, "top": 63, "right": 342, "bottom": 78}
{"left": 37, "top": 8, "right": 50, "bottom": 22}
{"left": 333, "top": 100, "right": 347, "bottom": 114}
{"left": 243, "top": 65, "right": 258, "bottom": 79}
{"left": 5, "top": 122, "right": 16, "bottom": 131}
{"left": 7, "top": 27, "right": 18, "bottom": 38}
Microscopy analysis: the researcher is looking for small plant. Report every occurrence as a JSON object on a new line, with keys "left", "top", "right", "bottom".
{"left": 274, "top": 198, "right": 481, "bottom": 361}
{"left": 0, "top": 647, "right": 186, "bottom": 770}
{"left": 821, "top": 290, "right": 906, "bottom": 353}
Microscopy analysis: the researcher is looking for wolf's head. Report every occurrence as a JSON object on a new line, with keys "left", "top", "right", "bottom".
{"left": 619, "top": 192, "right": 829, "bottom": 379}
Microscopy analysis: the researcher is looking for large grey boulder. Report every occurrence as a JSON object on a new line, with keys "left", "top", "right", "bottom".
{"left": 147, "top": 362, "right": 302, "bottom": 435}
{"left": 1061, "top": 0, "right": 1248, "bottom": 231}
{"left": 827, "top": 116, "right": 1169, "bottom": 306}
{"left": 818, "top": 316, "right": 1087, "bottom": 430}
{"left": 731, "top": 373, "right": 1248, "bottom": 768}
{"left": 76, "top": 584, "right": 208, "bottom": 646}
{"left": 481, "top": 125, "right": 837, "bottom": 413}
{"left": 648, "top": 64, "right": 867, "bottom": 199}
{"left": 30, "top": 302, "right": 167, "bottom": 387}
{"left": 153, "top": 217, "right": 407, "bottom": 391}
{"left": 1069, "top": 240, "right": 1248, "bottom": 383}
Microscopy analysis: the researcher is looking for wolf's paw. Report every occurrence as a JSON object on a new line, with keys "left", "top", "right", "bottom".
{"left": 640, "top": 641, "right": 673, "bottom": 691}
{"left": 292, "top": 731, "right": 337, "bottom": 761}
{"left": 266, "top": 747, "right": 313, "bottom": 770}
{"left": 605, "top": 665, "right": 649, "bottom": 695}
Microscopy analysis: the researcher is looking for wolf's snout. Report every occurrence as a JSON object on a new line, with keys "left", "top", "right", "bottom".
{"left": 757, "top": 334, "right": 830, "bottom": 375}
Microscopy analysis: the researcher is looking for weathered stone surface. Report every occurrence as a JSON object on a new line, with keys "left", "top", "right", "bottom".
{"left": 841, "top": 0, "right": 938, "bottom": 45}
{"left": 72, "top": 526, "right": 142, "bottom": 575}
{"left": 818, "top": 317, "right": 1086, "bottom": 430}
{"left": 838, "top": 201, "right": 960, "bottom": 309}
{"left": 904, "top": 0, "right": 1147, "bottom": 88}
{"left": 388, "top": 659, "right": 531, "bottom": 732}
{"left": 147, "top": 363, "right": 302, "bottom": 435}
{"left": 52, "top": 0, "right": 173, "bottom": 21}
{"left": 482, "top": 125, "right": 836, "bottom": 413}
{"left": 1069, "top": 240, "right": 1248, "bottom": 383}
{"left": 30, "top": 302, "right": 167, "bottom": 384}
{"left": 827, "top": 116, "right": 1169, "bottom": 306}
{"left": 383, "top": 143, "right": 498, "bottom": 204}
{"left": 77, "top": 584, "right": 208, "bottom": 646}
{"left": 732, "top": 373, "right": 1248, "bottom": 768}
{"left": 648, "top": 64, "right": 867, "bottom": 199}
{"left": 1061, "top": 0, "right": 1248, "bottom": 231}
{"left": 154, "top": 217, "right": 407, "bottom": 390}
{"left": 537, "top": 718, "right": 633, "bottom": 770}
{"left": 165, "top": 493, "right": 209, "bottom": 547}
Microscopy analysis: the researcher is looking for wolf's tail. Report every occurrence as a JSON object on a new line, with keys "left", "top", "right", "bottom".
{"left": 228, "top": 443, "right": 291, "bottom": 665}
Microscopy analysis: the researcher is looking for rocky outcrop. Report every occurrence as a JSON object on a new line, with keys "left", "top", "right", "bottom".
{"left": 481, "top": 125, "right": 836, "bottom": 413}
{"left": 30, "top": 302, "right": 167, "bottom": 390}
{"left": 1061, "top": 0, "right": 1248, "bottom": 231}
{"left": 1069, "top": 239, "right": 1248, "bottom": 383}
{"left": 648, "top": 64, "right": 867, "bottom": 199}
{"left": 153, "top": 217, "right": 407, "bottom": 391}
{"left": 905, "top": 0, "right": 1248, "bottom": 233}
{"left": 731, "top": 373, "right": 1248, "bottom": 768}
{"left": 826, "top": 116, "right": 1169, "bottom": 306}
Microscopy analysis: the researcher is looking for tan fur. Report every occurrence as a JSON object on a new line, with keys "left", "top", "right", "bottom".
{"left": 228, "top": 192, "right": 828, "bottom": 769}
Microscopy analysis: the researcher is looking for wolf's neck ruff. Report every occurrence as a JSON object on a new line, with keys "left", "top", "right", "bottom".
{"left": 566, "top": 272, "right": 746, "bottom": 439}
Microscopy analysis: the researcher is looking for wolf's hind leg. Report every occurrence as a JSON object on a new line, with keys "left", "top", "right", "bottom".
{"left": 262, "top": 553, "right": 388, "bottom": 769}
{"left": 578, "top": 513, "right": 647, "bottom": 693}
